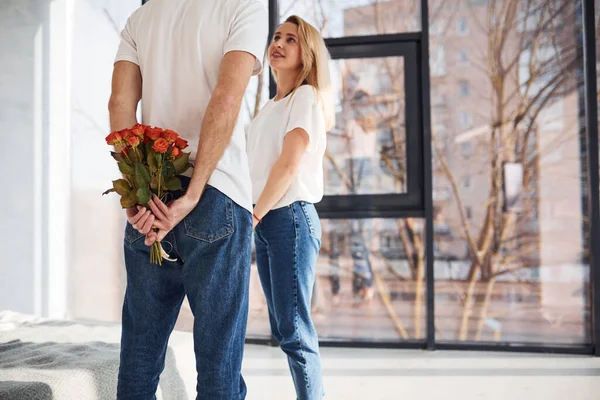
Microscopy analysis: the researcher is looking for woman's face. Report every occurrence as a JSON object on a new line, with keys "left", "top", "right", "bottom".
{"left": 269, "top": 22, "right": 302, "bottom": 73}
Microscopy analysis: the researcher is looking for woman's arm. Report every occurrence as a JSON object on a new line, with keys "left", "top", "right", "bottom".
{"left": 252, "top": 128, "right": 310, "bottom": 224}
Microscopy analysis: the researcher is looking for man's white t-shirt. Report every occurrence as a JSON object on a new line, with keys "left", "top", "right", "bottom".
{"left": 247, "top": 85, "right": 327, "bottom": 209}
{"left": 115, "top": 0, "right": 268, "bottom": 212}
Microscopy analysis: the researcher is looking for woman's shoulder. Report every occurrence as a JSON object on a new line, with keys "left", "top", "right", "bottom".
{"left": 294, "top": 84, "right": 318, "bottom": 97}
{"left": 291, "top": 85, "right": 320, "bottom": 106}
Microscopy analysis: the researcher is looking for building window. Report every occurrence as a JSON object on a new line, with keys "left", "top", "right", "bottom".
{"left": 459, "top": 80, "right": 470, "bottom": 97}
{"left": 460, "top": 141, "right": 474, "bottom": 158}
{"left": 465, "top": 206, "right": 473, "bottom": 220}
{"left": 433, "top": 124, "right": 446, "bottom": 138}
{"left": 462, "top": 176, "right": 472, "bottom": 189}
{"left": 430, "top": 45, "right": 446, "bottom": 77}
{"left": 429, "top": 20, "right": 445, "bottom": 36}
{"left": 457, "top": 18, "right": 469, "bottom": 36}
{"left": 458, "top": 111, "right": 473, "bottom": 129}
{"left": 458, "top": 50, "right": 469, "bottom": 66}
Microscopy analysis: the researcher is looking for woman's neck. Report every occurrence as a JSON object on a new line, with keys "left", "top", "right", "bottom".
{"left": 275, "top": 71, "right": 300, "bottom": 101}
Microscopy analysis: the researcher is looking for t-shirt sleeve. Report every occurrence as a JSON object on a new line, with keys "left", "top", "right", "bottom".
{"left": 223, "top": 0, "right": 269, "bottom": 76}
{"left": 284, "top": 87, "right": 324, "bottom": 154}
{"left": 114, "top": 16, "right": 139, "bottom": 65}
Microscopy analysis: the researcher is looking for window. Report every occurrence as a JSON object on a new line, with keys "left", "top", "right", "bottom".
{"left": 457, "top": 18, "right": 469, "bottom": 36}
{"left": 458, "top": 111, "right": 473, "bottom": 129}
{"left": 431, "top": 86, "right": 447, "bottom": 108}
{"left": 433, "top": 124, "right": 446, "bottom": 139}
{"left": 459, "top": 80, "right": 470, "bottom": 97}
{"left": 431, "top": 45, "right": 446, "bottom": 77}
{"left": 458, "top": 50, "right": 469, "bottom": 66}
{"left": 278, "top": 0, "right": 421, "bottom": 38}
{"left": 465, "top": 206, "right": 473, "bottom": 220}
{"left": 317, "top": 42, "right": 424, "bottom": 218}
{"left": 429, "top": 20, "right": 445, "bottom": 36}
{"left": 460, "top": 141, "right": 474, "bottom": 158}
{"left": 462, "top": 176, "right": 472, "bottom": 189}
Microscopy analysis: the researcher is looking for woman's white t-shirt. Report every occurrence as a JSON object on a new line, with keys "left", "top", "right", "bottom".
{"left": 247, "top": 85, "right": 327, "bottom": 209}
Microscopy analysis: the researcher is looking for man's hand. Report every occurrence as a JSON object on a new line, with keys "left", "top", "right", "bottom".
{"left": 126, "top": 206, "right": 155, "bottom": 235}
{"left": 145, "top": 194, "right": 199, "bottom": 246}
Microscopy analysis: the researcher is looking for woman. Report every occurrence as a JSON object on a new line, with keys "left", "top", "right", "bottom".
{"left": 247, "top": 15, "right": 334, "bottom": 400}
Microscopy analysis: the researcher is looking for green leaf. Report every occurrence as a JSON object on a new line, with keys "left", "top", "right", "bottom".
{"left": 147, "top": 149, "right": 158, "bottom": 172}
{"left": 102, "top": 188, "right": 115, "bottom": 196}
{"left": 111, "top": 151, "right": 124, "bottom": 163}
{"left": 118, "top": 162, "right": 134, "bottom": 175}
{"left": 120, "top": 191, "right": 137, "bottom": 209}
{"left": 129, "top": 148, "right": 141, "bottom": 163}
{"left": 164, "top": 161, "right": 176, "bottom": 179}
{"left": 177, "top": 163, "right": 193, "bottom": 175}
{"left": 134, "top": 163, "right": 151, "bottom": 188}
{"left": 173, "top": 153, "right": 191, "bottom": 174}
{"left": 113, "top": 179, "right": 131, "bottom": 196}
{"left": 165, "top": 176, "right": 182, "bottom": 191}
{"left": 136, "top": 186, "right": 151, "bottom": 204}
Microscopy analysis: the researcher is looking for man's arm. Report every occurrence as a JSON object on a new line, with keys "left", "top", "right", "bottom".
{"left": 145, "top": 50, "right": 258, "bottom": 244}
{"left": 185, "top": 50, "right": 257, "bottom": 201}
{"left": 108, "top": 61, "right": 142, "bottom": 132}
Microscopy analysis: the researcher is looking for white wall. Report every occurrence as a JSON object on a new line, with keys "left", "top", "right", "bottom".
{"left": 0, "top": 0, "right": 139, "bottom": 319}
{"left": 0, "top": 0, "right": 50, "bottom": 316}
{"left": 69, "top": 0, "right": 139, "bottom": 322}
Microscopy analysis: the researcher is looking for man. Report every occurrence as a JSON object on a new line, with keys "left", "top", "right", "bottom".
{"left": 108, "top": 0, "right": 267, "bottom": 398}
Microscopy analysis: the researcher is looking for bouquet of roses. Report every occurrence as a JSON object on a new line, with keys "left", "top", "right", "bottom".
{"left": 104, "top": 124, "right": 192, "bottom": 265}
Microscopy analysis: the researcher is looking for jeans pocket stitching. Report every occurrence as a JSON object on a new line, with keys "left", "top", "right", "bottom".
{"left": 124, "top": 223, "right": 145, "bottom": 245}
{"left": 183, "top": 196, "right": 235, "bottom": 243}
{"left": 300, "top": 203, "right": 320, "bottom": 239}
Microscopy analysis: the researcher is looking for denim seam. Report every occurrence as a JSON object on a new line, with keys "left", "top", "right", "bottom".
{"left": 172, "top": 231, "right": 184, "bottom": 264}
{"left": 183, "top": 196, "right": 234, "bottom": 242}
{"left": 300, "top": 202, "right": 320, "bottom": 239}
{"left": 291, "top": 204, "right": 311, "bottom": 391}
{"left": 125, "top": 223, "right": 145, "bottom": 245}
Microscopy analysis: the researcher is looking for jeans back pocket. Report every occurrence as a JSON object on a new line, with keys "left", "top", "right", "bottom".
{"left": 183, "top": 186, "right": 235, "bottom": 243}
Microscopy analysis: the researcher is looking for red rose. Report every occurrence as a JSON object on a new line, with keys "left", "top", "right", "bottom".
{"left": 145, "top": 127, "right": 163, "bottom": 141}
{"left": 171, "top": 146, "right": 182, "bottom": 158}
{"left": 131, "top": 124, "right": 145, "bottom": 137}
{"left": 125, "top": 133, "right": 141, "bottom": 147}
{"left": 152, "top": 138, "right": 170, "bottom": 153}
{"left": 123, "top": 130, "right": 140, "bottom": 147}
{"left": 105, "top": 131, "right": 123, "bottom": 145}
{"left": 175, "top": 137, "right": 188, "bottom": 149}
{"left": 163, "top": 129, "right": 179, "bottom": 143}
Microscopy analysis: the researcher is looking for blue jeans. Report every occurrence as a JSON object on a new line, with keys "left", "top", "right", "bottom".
{"left": 117, "top": 183, "right": 252, "bottom": 400}
{"left": 254, "top": 201, "right": 324, "bottom": 400}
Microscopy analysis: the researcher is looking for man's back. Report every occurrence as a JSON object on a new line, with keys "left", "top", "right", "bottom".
{"left": 115, "top": 0, "right": 267, "bottom": 211}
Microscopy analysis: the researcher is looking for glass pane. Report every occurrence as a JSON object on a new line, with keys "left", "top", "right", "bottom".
{"left": 247, "top": 218, "right": 426, "bottom": 341}
{"left": 277, "top": 0, "right": 421, "bottom": 38}
{"left": 317, "top": 218, "right": 426, "bottom": 341}
{"left": 431, "top": 0, "right": 591, "bottom": 344}
{"left": 326, "top": 57, "right": 407, "bottom": 195}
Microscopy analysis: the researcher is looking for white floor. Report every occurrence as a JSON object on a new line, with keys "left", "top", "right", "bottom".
{"left": 242, "top": 346, "right": 600, "bottom": 400}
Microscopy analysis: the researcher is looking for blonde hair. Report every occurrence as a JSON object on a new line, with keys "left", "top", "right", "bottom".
{"left": 273, "top": 15, "right": 335, "bottom": 131}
